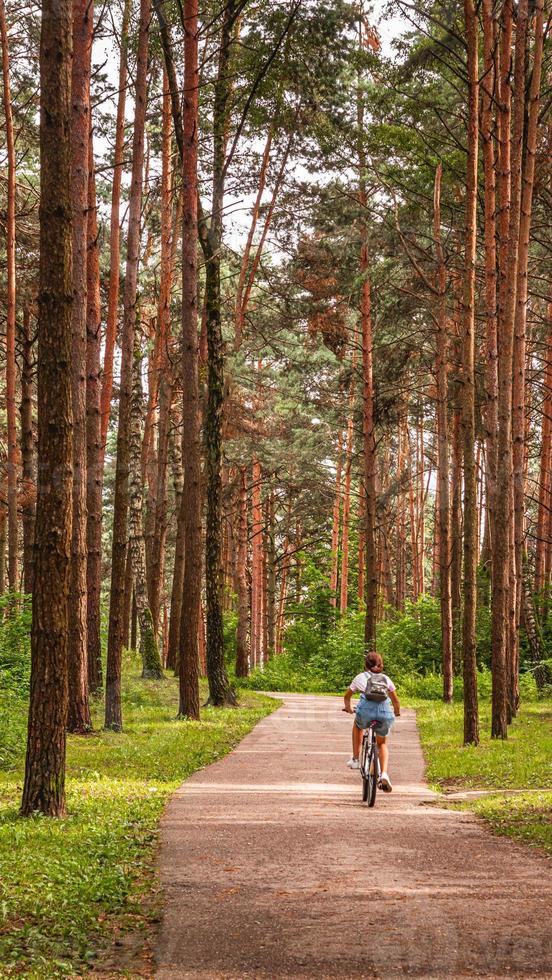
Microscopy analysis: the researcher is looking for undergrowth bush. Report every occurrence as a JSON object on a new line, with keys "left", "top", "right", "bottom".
{"left": 239, "top": 594, "right": 539, "bottom": 700}
{"left": 0, "top": 595, "right": 32, "bottom": 771}
{"left": 0, "top": 594, "right": 32, "bottom": 694}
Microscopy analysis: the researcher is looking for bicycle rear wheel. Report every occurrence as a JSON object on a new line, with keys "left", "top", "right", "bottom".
{"left": 367, "top": 740, "right": 378, "bottom": 808}
{"left": 361, "top": 732, "right": 370, "bottom": 802}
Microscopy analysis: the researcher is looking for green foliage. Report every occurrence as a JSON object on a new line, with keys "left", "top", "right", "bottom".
{"left": 139, "top": 608, "right": 163, "bottom": 680}
{"left": 0, "top": 664, "right": 276, "bottom": 978}
{"left": 469, "top": 792, "right": 552, "bottom": 856}
{"left": 0, "top": 594, "right": 32, "bottom": 695}
{"left": 286, "top": 555, "right": 337, "bottom": 636}
{"left": 0, "top": 597, "right": 32, "bottom": 772}
{"left": 241, "top": 596, "right": 465, "bottom": 694}
{"left": 376, "top": 597, "right": 442, "bottom": 673}
{"left": 240, "top": 593, "right": 544, "bottom": 708}
{"left": 224, "top": 608, "right": 238, "bottom": 667}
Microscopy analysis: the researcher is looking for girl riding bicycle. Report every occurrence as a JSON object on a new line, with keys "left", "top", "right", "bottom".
{"left": 343, "top": 650, "right": 400, "bottom": 791}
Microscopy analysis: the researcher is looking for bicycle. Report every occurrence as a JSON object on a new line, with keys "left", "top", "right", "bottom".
{"left": 360, "top": 720, "right": 380, "bottom": 807}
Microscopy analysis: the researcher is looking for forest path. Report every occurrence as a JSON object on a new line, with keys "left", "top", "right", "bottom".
{"left": 155, "top": 694, "right": 552, "bottom": 978}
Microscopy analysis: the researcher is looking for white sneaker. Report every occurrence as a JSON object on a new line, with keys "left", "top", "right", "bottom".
{"left": 347, "top": 757, "right": 360, "bottom": 770}
{"left": 379, "top": 771, "right": 392, "bottom": 792}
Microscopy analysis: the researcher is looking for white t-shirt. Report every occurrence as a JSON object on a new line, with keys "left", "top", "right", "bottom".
{"left": 350, "top": 670, "right": 396, "bottom": 695}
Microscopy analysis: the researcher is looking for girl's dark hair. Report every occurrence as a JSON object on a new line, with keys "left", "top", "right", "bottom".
{"left": 364, "top": 650, "right": 383, "bottom": 672}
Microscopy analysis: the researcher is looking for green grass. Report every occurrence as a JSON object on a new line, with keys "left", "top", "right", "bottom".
{"left": 415, "top": 698, "right": 552, "bottom": 856}
{"left": 469, "top": 792, "right": 552, "bottom": 855}
{"left": 414, "top": 699, "right": 552, "bottom": 791}
{"left": 0, "top": 665, "right": 277, "bottom": 979}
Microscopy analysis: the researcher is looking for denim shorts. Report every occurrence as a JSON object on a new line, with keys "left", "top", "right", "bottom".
{"left": 354, "top": 697, "right": 395, "bottom": 737}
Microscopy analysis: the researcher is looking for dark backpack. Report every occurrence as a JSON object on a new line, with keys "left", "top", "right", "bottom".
{"left": 362, "top": 670, "right": 390, "bottom": 702}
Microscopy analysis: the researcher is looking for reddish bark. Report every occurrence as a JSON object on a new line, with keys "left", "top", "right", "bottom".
{"left": 536, "top": 300, "right": 552, "bottom": 597}
{"left": 21, "top": 0, "right": 73, "bottom": 816}
{"left": 67, "top": 0, "right": 93, "bottom": 733}
{"left": 491, "top": 0, "right": 527, "bottom": 738}
{"left": 235, "top": 467, "right": 250, "bottom": 676}
{"left": 340, "top": 371, "right": 356, "bottom": 614}
{"left": 100, "top": 0, "right": 131, "bottom": 452}
{"left": 461, "top": 0, "right": 479, "bottom": 746}
{"left": 329, "top": 430, "right": 343, "bottom": 606}
{"left": 358, "top": 481, "right": 365, "bottom": 604}
{"left": 167, "top": 420, "right": 184, "bottom": 672}
{"left": 0, "top": 0, "right": 18, "bottom": 592}
{"left": 19, "top": 307, "right": 35, "bottom": 595}
{"left": 251, "top": 459, "right": 263, "bottom": 667}
{"left": 86, "top": 137, "right": 103, "bottom": 694}
{"left": 178, "top": 0, "right": 202, "bottom": 718}
{"left": 481, "top": 0, "right": 498, "bottom": 574}
{"left": 105, "top": 0, "right": 150, "bottom": 730}
{"left": 434, "top": 163, "right": 453, "bottom": 701}
{"left": 360, "top": 196, "right": 377, "bottom": 645}
{"left": 147, "top": 74, "right": 174, "bottom": 635}
{"left": 511, "top": 0, "right": 545, "bottom": 711}
{"left": 395, "top": 417, "right": 407, "bottom": 612}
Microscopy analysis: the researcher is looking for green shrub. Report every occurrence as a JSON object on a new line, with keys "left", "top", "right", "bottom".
{"left": 238, "top": 593, "right": 540, "bottom": 700}
{"left": 0, "top": 594, "right": 32, "bottom": 695}
{"left": 0, "top": 596, "right": 32, "bottom": 771}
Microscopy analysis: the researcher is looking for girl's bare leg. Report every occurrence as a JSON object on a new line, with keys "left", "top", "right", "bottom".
{"left": 377, "top": 735, "right": 389, "bottom": 773}
{"left": 352, "top": 722, "right": 363, "bottom": 759}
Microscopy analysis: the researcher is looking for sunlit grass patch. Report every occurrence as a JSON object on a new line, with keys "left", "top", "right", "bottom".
{"left": 468, "top": 791, "right": 552, "bottom": 856}
{"left": 414, "top": 698, "right": 552, "bottom": 791}
{"left": 415, "top": 697, "right": 552, "bottom": 859}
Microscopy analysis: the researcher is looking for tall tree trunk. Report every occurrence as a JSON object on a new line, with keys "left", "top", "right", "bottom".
{"left": 19, "top": 307, "right": 35, "bottom": 595}
{"left": 461, "top": 0, "right": 479, "bottom": 746}
{"left": 128, "top": 345, "right": 163, "bottom": 680}
{"left": 481, "top": 0, "right": 498, "bottom": 582}
{"left": 434, "top": 164, "right": 453, "bottom": 702}
{"left": 147, "top": 75, "right": 174, "bottom": 636}
{"left": 276, "top": 535, "right": 290, "bottom": 654}
{"left": 0, "top": 0, "right": 18, "bottom": 593}
{"left": 417, "top": 415, "right": 425, "bottom": 595}
{"left": 105, "top": 0, "right": 150, "bottom": 730}
{"left": 266, "top": 493, "right": 276, "bottom": 656}
{"left": 235, "top": 467, "right": 250, "bottom": 676}
{"left": 329, "top": 430, "right": 343, "bottom": 606}
{"left": 358, "top": 481, "right": 366, "bottom": 604}
{"left": 178, "top": 0, "right": 202, "bottom": 718}
{"left": 251, "top": 459, "right": 263, "bottom": 668}
{"left": 200, "top": 0, "right": 238, "bottom": 705}
{"left": 450, "top": 409, "right": 462, "bottom": 669}
{"left": 0, "top": 512, "right": 6, "bottom": 595}
{"left": 340, "top": 380, "right": 355, "bottom": 614}
{"left": 407, "top": 424, "right": 419, "bottom": 600}
{"left": 130, "top": 586, "right": 137, "bottom": 652}
{"left": 359, "top": 167, "right": 377, "bottom": 643}
{"left": 511, "top": 0, "right": 544, "bottom": 712}
{"left": 122, "top": 544, "right": 133, "bottom": 650}
{"left": 67, "top": 0, "right": 93, "bottom": 733}
{"left": 100, "top": 0, "right": 131, "bottom": 451}
{"left": 167, "top": 419, "right": 184, "bottom": 672}
{"left": 396, "top": 417, "right": 407, "bottom": 611}
{"left": 86, "top": 137, "right": 103, "bottom": 695}
{"left": 491, "top": 0, "right": 527, "bottom": 738}
{"left": 535, "top": 298, "right": 552, "bottom": 599}
{"left": 21, "top": 0, "right": 73, "bottom": 816}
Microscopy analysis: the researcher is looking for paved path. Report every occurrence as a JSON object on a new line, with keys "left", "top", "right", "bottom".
{"left": 156, "top": 694, "right": 552, "bottom": 978}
